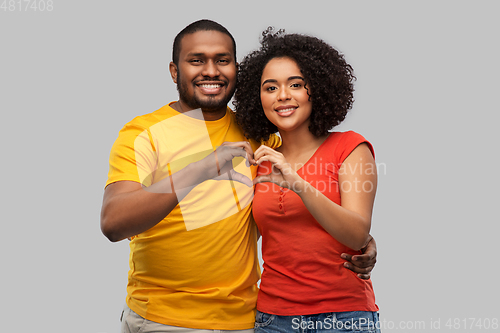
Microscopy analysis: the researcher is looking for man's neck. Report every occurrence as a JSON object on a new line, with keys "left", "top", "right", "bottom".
{"left": 170, "top": 101, "right": 227, "bottom": 121}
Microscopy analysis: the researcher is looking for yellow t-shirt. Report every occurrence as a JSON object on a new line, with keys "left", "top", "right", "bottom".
{"left": 106, "top": 102, "right": 279, "bottom": 329}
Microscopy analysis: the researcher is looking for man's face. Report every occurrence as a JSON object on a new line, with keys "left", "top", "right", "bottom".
{"left": 170, "top": 30, "right": 237, "bottom": 114}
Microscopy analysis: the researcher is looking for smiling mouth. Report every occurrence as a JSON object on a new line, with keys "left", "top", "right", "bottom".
{"left": 198, "top": 83, "right": 223, "bottom": 89}
{"left": 196, "top": 82, "right": 225, "bottom": 95}
{"left": 274, "top": 106, "right": 297, "bottom": 117}
{"left": 276, "top": 107, "right": 296, "bottom": 113}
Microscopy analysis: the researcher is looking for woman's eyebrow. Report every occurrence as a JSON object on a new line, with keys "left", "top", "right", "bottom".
{"left": 261, "top": 79, "right": 277, "bottom": 86}
{"left": 288, "top": 76, "right": 305, "bottom": 81}
{"left": 261, "top": 76, "right": 305, "bottom": 87}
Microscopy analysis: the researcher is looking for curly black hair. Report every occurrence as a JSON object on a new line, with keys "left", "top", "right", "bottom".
{"left": 233, "top": 28, "right": 356, "bottom": 142}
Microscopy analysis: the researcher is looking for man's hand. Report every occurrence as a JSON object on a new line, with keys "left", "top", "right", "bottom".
{"left": 198, "top": 141, "right": 256, "bottom": 187}
{"left": 144, "top": 141, "right": 256, "bottom": 195}
{"left": 341, "top": 235, "right": 377, "bottom": 280}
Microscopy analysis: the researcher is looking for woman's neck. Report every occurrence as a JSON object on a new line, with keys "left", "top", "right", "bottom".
{"left": 278, "top": 127, "right": 329, "bottom": 158}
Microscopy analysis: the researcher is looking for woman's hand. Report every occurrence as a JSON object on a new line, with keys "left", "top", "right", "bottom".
{"left": 253, "top": 145, "right": 305, "bottom": 192}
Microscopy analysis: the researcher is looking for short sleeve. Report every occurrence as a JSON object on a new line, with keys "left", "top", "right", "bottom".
{"left": 262, "top": 133, "right": 282, "bottom": 149}
{"left": 105, "top": 122, "right": 158, "bottom": 188}
{"left": 337, "top": 131, "right": 375, "bottom": 165}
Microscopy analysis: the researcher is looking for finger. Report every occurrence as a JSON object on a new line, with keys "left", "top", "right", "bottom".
{"left": 215, "top": 170, "right": 253, "bottom": 187}
{"left": 254, "top": 145, "right": 283, "bottom": 162}
{"left": 341, "top": 252, "right": 376, "bottom": 268}
{"left": 346, "top": 258, "right": 376, "bottom": 269}
{"left": 255, "top": 155, "right": 287, "bottom": 173}
{"left": 351, "top": 254, "right": 377, "bottom": 267}
{"left": 228, "top": 169, "right": 253, "bottom": 187}
{"left": 223, "top": 146, "right": 256, "bottom": 168}
{"left": 343, "top": 261, "right": 373, "bottom": 274}
{"left": 215, "top": 148, "right": 249, "bottom": 174}
{"left": 340, "top": 253, "right": 376, "bottom": 273}
{"left": 340, "top": 253, "right": 353, "bottom": 261}
{"left": 221, "top": 141, "right": 256, "bottom": 165}
{"left": 254, "top": 145, "right": 274, "bottom": 158}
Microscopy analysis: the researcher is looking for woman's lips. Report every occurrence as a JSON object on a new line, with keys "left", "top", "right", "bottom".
{"left": 275, "top": 106, "right": 297, "bottom": 117}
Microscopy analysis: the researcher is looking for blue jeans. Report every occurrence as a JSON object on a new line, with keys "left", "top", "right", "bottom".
{"left": 254, "top": 310, "right": 381, "bottom": 333}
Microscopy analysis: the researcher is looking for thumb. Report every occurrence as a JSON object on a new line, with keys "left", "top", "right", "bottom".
{"left": 216, "top": 169, "right": 253, "bottom": 187}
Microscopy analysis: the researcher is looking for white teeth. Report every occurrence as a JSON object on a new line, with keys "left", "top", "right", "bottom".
{"left": 199, "top": 84, "right": 221, "bottom": 88}
{"left": 277, "top": 108, "right": 295, "bottom": 112}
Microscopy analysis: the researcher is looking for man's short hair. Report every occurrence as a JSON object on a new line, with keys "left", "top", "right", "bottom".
{"left": 172, "top": 19, "right": 237, "bottom": 66}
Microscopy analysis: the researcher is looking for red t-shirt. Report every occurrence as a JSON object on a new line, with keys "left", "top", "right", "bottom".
{"left": 253, "top": 131, "right": 379, "bottom": 315}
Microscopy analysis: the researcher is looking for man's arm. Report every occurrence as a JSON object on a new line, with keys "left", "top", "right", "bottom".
{"left": 100, "top": 170, "right": 194, "bottom": 243}
{"left": 100, "top": 142, "right": 255, "bottom": 242}
{"left": 341, "top": 235, "right": 377, "bottom": 280}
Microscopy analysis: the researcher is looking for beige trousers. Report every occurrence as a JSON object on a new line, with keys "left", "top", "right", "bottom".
{"left": 120, "top": 304, "right": 255, "bottom": 333}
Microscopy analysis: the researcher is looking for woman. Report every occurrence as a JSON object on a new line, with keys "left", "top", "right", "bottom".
{"left": 234, "top": 29, "right": 381, "bottom": 332}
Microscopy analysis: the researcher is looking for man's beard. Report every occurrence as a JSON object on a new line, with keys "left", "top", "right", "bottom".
{"left": 177, "top": 76, "right": 234, "bottom": 112}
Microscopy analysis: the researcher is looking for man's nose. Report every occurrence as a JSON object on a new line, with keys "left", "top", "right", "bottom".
{"left": 201, "top": 61, "right": 220, "bottom": 77}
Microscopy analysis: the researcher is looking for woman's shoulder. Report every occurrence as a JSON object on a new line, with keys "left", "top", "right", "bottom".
{"left": 329, "top": 130, "right": 365, "bottom": 140}
{"left": 325, "top": 131, "right": 374, "bottom": 160}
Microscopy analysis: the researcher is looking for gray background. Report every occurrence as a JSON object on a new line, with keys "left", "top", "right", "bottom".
{"left": 1, "top": 1, "right": 498, "bottom": 332}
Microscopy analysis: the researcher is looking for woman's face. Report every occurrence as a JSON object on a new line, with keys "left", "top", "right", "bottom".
{"left": 260, "top": 57, "right": 313, "bottom": 134}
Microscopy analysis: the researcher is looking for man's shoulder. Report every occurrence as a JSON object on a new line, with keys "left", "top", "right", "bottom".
{"left": 126, "top": 103, "right": 176, "bottom": 127}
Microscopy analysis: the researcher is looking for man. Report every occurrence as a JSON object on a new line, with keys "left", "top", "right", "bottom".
{"left": 101, "top": 19, "right": 377, "bottom": 332}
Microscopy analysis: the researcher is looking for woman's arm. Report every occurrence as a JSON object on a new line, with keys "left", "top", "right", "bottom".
{"left": 254, "top": 143, "right": 377, "bottom": 250}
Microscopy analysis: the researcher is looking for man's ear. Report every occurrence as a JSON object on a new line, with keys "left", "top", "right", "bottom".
{"left": 169, "top": 61, "right": 178, "bottom": 83}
